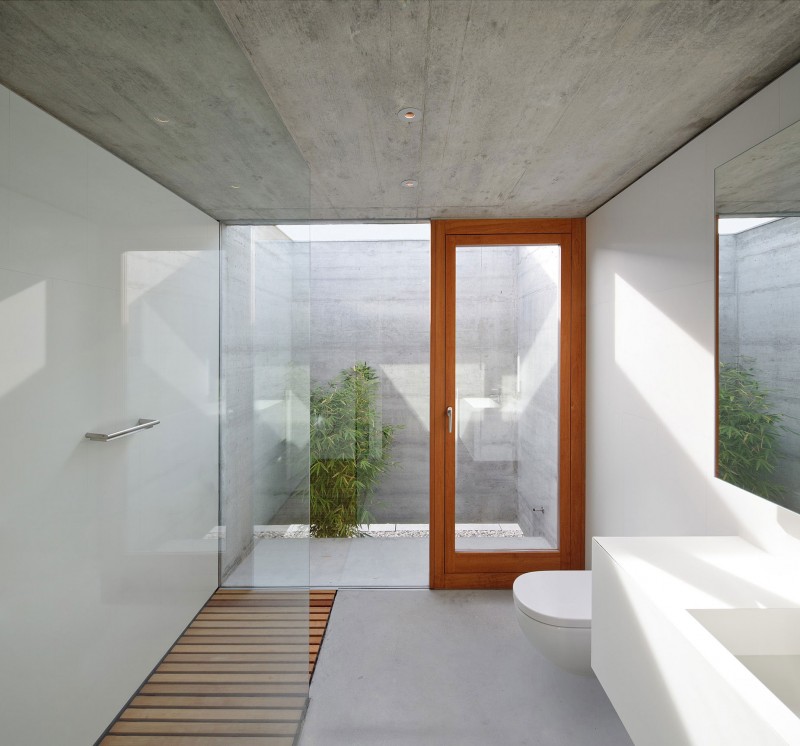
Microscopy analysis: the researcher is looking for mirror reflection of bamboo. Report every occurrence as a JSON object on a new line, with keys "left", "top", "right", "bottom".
{"left": 715, "top": 117, "right": 800, "bottom": 511}
{"left": 718, "top": 359, "right": 791, "bottom": 501}
{"left": 298, "top": 362, "right": 401, "bottom": 538}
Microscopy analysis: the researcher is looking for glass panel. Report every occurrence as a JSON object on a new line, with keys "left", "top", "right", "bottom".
{"left": 455, "top": 244, "right": 560, "bottom": 551}
{"left": 279, "top": 223, "right": 431, "bottom": 587}
{"left": 220, "top": 225, "right": 310, "bottom": 590}
{"left": 219, "top": 230, "right": 310, "bottom": 704}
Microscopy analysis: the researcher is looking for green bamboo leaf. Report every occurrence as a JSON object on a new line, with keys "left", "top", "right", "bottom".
{"left": 718, "top": 358, "right": 788, "bottom": 501}
{"left": 293, "top": 361, "right": 401, "bottom": 537}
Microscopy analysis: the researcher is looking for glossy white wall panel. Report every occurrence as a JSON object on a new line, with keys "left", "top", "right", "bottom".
{"left": 88, "top": 144, "right": 195, "bottom": 227}
{"left": 4, "top": 95, "right": 89, "bottom": 216}
{"left": 0, "top": 85, "right": 219, "bottom": 745}
{"left": 3, "top": 190, "right": 91, "bottom": 281}
{"left": 586, "top": 62, "right": 800, "bottom": 563}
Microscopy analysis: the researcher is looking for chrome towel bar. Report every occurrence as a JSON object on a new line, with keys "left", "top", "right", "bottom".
{"left": 85, "top": 418, "right": 160, "bottom": 442}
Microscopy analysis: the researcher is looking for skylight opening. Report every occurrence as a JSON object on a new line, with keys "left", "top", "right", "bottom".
{"left": 717, "top": 217, "right": 781, "bottom": 235}
{"left": 276, "top": 223, "right": 430, "bottom": 243}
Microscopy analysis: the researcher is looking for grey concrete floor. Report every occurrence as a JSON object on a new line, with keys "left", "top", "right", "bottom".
{"left": 298, "top": 590, "right": 632, "bottom": 746}
{"left": 224, "top": 537, "right": 429, "bottom": 587}
{"left": 225, "top": 534, "right": 554, "bottom": 588}
{"left": 310, "top": 537, "right": 429, "bottom": 586}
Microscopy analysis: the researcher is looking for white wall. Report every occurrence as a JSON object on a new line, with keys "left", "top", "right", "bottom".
{"left": 0, "top": 86, "right": 219, "bottom": 744}
{"left": 586, "top": 63, "right": 800, "bottom": 563}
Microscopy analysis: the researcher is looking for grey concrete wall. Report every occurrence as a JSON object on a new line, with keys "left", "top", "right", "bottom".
{"left": 717, "top": 234, "right": 739, "bottom": 363}
{"left": 235, "top": 237, "right": 563, "bottom": 535}
{"left": 516, "top": 246, "right": 560, "bottom": 547}
{"left": 269, "top": 238, "right": 311, "bottom": 524}
{"left": 719, "top": 217, "right": 800, "bottom": 509}
{"left": 304, "top": 240, "right": 431, "bottom": 522}
{"left": 300, "top": 239, "right": 562, "bottom": 533}
{"left": 252, "top": 233, "right": 307, "bottom": 522}
{"left": 220, "top": 225, "right": 309, "bottom": 581}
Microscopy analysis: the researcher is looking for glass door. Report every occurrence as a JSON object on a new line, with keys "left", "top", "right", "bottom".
{"left": 430, "top": 221, "right": 585, "bottom": 588}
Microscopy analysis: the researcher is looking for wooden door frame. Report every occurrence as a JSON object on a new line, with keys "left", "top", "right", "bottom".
{"left": 429, "top": 219, "right": 586, "bottom": 589}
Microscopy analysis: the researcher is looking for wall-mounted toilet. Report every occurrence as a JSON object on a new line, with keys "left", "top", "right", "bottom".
{"left": 512, "top": 570, "right": 592, "bottom": 676}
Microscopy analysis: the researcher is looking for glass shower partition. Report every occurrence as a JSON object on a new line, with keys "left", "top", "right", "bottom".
{"left": 219, "top": 221, "right": 311, "bottom": 706}
{"left": 220, "top": 225, "right": 310, "bottom": 589}
{"left": 220, "top": 226, "right": 309, "bottom": 588}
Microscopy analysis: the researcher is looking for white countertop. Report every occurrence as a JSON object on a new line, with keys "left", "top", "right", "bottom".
{"left": 595, "top": 536, "right": 800, "bottom": 610}
{"left": 593, "top": 536, "right": 800, "bottom": 745}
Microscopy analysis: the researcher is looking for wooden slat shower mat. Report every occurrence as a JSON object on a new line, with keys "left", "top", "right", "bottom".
{"left": 98, "top": 589, "right": 336, "bottom": 745}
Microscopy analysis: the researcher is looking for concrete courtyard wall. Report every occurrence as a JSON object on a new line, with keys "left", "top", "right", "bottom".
{"left": 454, "top": 246, "right": 519, "bottom": 523}
{"left": 301, "top": 239, "right": 561, "bottom": 535}
{"left": 516, "top": 246, "right": 560, "bottom": 547}
{"left": 305, "top": 240, "right": 431, "bottom": 523}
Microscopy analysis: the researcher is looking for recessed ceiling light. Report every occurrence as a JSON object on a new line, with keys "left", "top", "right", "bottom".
{"left": 153, "top": 115, "right": 170, "bottom": 124}
{"left": 401, "top": 179, "right": 418, "bottom": 188}
{"left": 397, "top": 107, "right": 421, "bottom": 122}
{"left": 230, "top": 184, "right": 241, "bottom": 189}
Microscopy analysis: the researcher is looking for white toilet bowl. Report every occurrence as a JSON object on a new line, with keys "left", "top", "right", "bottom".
{"left": 513, "top": 570, "right": 592, "bottom": 676}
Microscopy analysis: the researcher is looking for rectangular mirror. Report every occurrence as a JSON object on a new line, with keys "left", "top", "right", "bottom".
{"left": 716, "top": 119, "right": 800, "bottom": 510}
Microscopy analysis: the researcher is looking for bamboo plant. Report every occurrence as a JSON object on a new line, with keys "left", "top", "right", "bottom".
{"left": 301, "top": 362, "right": 399, "bottom": 537}
{"left": 718, "top": 359, "right": 789, "bottom": 501}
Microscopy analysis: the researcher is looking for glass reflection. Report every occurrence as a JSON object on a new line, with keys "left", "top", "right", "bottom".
{"left": 455, "top": 244, "right": 560, "bottom": 551}
{"left": 716, "top": 118, "right": 800, "bottom": 510}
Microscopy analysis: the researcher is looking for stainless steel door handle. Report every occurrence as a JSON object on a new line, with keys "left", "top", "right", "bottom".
{"left": 446, "top": 406, "right": 453, "bottom": 434}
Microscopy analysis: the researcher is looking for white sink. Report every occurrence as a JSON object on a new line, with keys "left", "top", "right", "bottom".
{"left": 690, "top": 608, "right": 800, "bottom": 717}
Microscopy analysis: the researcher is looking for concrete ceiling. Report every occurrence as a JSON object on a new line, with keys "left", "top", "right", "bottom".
{"left": 716, "top": 120, "right": 800, "bottom": 215}
{"left": 1, "top": 1, "right": 800, "bottom": 222}
{"left": 0, "top": 0, "right": 310, "bottom": 221}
